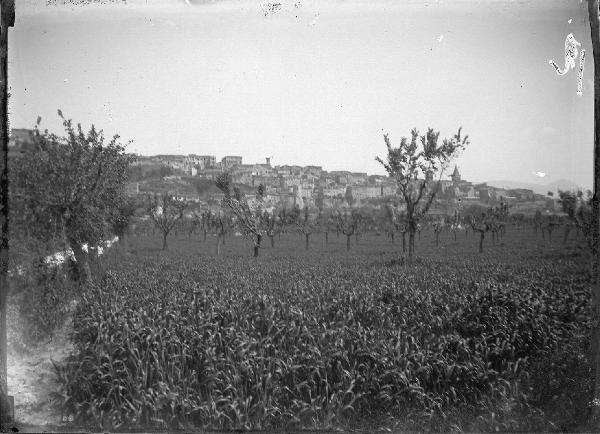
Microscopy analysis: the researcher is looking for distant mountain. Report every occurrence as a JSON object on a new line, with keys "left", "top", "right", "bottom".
{"left": 486, "top": 179, "right": 582, "bottom": 196}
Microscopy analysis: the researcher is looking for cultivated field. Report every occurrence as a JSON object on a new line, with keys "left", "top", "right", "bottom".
{"left": 48, "top": 226, "right": 592, "bottom": 432}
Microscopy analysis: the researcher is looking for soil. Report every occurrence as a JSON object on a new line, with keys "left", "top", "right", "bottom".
{"left": 6, "top": 297, "right": 76, "bottom": 431}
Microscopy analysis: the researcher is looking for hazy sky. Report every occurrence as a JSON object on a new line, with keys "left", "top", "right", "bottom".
{"left": 9, "top": 0, "right": 595, "bottom": 188}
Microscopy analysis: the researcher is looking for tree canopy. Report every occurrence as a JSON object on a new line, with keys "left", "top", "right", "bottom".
{"left": 11, "top": 112, "right": 135, "bottom": 280}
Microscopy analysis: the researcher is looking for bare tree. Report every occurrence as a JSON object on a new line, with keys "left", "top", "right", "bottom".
{"left": 147, "top": 192, "right": 186, "bottom": 250}
{"left": 336, "top": 208, "right": 362, "bottom": 252}
{"left": 376, "top": 127, "right": 469, "bottom": 261}
{"left": 216, "top": 173, "right": 266, "bottom": 257}
{"left": 206, "top": 210, "right": 232, "bottom": 256}
{"left": 296, "top": 206, "right": 317, "bottom": 250}
{"left": 263, "top": 209, "right": 284, "bottom": 248}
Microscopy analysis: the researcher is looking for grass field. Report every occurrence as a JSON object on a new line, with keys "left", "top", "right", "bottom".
{"left": 49, "top": 225, "right": 592, "bottom": 432}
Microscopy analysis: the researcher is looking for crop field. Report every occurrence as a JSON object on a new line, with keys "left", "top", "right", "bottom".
{"left": 49, "top": 226, "right": 592, "bottom": 432}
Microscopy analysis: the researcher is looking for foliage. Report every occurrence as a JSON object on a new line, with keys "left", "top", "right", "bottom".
{"left": 558, "top": 189, "right": 596, "bottom": 254}
{"left": 375, "top": 127, "right": 469, "bottom": 259}
{"left": 11, "top": 112, "right": 134, "bottom": 279}
{"left": 13, "top": 258, "right": 77, "bottom": 343}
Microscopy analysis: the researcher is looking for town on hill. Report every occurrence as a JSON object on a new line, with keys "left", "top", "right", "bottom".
{"left": 127, "top": 151, "right": 560, "bottom": 214}
{"left": 8, "top": 128, "right": 561, "bottom": 214}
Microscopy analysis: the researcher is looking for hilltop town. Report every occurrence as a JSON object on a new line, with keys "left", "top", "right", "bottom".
{"left": 8, "top": 128, "right": 560, "bottom": 213}
{"left": 128, "top": 152, "right": 558, "bottom": 214}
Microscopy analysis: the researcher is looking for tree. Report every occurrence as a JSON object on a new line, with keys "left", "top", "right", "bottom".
{"left": 320, "top": 210, "right": 336, "bottom": 246}
{"left": 336, "top": 208, "right": 362, "bottom": 252}
{"left": 206, "top": 209, "right": 232, "bottom": 256}
{"left": 376, "top": 127, "right": 469, "bottom": 261}
{"left": 12, "top": 113, "right": 135, "bottom": 282}
{"left": 147, "top": 192, "right": 186, "bottom": 250}
{"left": 216, "top": 173, "right": 266, "bottom": 257}
{"left": 263, "top": 210, "right": 283, "bottom": 248}
{"left": 296, "top": 206, "right": 317, "bottom": 250}
{"left": 345, "top": 186, "right": 355, "bottom": 207}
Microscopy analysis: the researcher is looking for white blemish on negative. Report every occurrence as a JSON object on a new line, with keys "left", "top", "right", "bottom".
{"left": 549, "top": 33, "right": 586, "bottom": 95}
{"left": 577, "top": 49, "right": 586, "bottom": 96}
{"left": 549, "top": 34, "right": 581, "bottom": 76}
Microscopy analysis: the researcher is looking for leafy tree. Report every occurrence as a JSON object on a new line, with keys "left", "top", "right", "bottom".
{"left": 147, "top": 192, "right": 186, "bottom": 250}
{"left": 376, "top": 127, "right": 469, "bottom": 261}
{"left": 216, "top": 173, "right": 266, "bottom": 257}
{"left": 11, "top": 113, "right": 135, "bottom": 282}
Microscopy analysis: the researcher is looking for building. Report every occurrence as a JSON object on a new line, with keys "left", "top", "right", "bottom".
{"left": 197, "top": 155, "right": 216, "bottom": 168}
{"left": 222, "top": 156, "right": 243, "bottom": 168}
{"left": 352, "top": 185, "right": 382, "bottom": 200}
{"left": 450, "top": 165, "right": 461, "bottom": 183}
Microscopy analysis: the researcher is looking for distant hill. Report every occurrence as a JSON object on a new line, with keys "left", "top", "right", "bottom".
{"left": 486, "top": 179, "right": 582, "bottom": 196}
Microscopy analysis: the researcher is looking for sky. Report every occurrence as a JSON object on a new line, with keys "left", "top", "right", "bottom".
{"left": 8, "top": 0, "right": 595, "bottom": 188}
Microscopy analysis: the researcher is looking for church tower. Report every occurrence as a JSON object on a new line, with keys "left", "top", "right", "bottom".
{"left": 450, "top": 165, "right": 461, "bottom": 183}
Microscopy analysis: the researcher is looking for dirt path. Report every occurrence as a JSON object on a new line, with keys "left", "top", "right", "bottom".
{"left": 7, "top": 298, "right": 75, "bottom": 428}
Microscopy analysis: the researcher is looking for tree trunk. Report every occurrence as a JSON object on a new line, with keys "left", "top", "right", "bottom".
{"left": 325, "top": 231, "right": 329, "bottom": 245}
{"left": 305, "top": 233, "right": 310, "bottom": 250}
{"left": 418, "top": 230, "right": 421, "bottom": 241}
{"left": 270, "top": 234, "right": 275, "bottom": 248}
{"left": 203, "top": 229, "right": 207, "bottom": 242}
{"left": 390, "top": 232, "right": 395, "bottom": 244}
{"left": 71, "top": 241, "right": 92, "bottom": 283}
{"left": 479, "top": 231, "right": 484, "bottom": 253}
{"left": 119, "top": 232, "right": 129, "bottom": 251}
{"left": 589, "top": 1, "right": 600, "bottom": 425}
{"left": 346, "top": 234, "right": 351, "bottom": 251}
{"left": 254, "top": 234, "right": 262, "bottom": 257}
{"left": 453, "top": 230, "right": 457, "bottom": 242}
{"left": 563, "top": 227, "right": 570, "bottom": 245}
{"left": 408, "top": 230, "right": 415, "bottom": 262}
{"left": 162, "top": 233, "right": 168, "bottom": 250}
{"left": 402, "top": 232, "right": 406, "bottom": 253}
